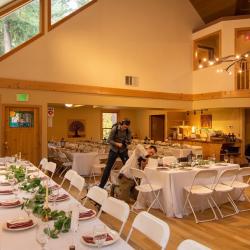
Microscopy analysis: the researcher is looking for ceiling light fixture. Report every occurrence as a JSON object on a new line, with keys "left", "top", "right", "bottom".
{"left": 65, "top": 104, "right": 73, "bottom": 108}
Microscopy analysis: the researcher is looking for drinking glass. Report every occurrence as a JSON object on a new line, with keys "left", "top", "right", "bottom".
{"left": 8, "top": 173, "right": 15, "bottom": 188}
{"left": 224, "top": 154, "right": 229, "bottom": 163}
{"left": 93, "top": 224, "right": 107, "bottom": 248}
{"left": 13, "top": 184, "right": 19, "bottom": 199}
{"left": 36, "top": 222, "right": 49, "bottom": 250}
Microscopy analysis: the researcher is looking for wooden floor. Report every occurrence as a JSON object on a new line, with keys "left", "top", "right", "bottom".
{"left": 54, "top": 175, "right": 250, "bottom": 250}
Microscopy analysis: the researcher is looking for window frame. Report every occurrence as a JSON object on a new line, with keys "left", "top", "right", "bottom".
{"left": 101, "top": 110, "right": 119, "bottom": 140}
{"left": 48, "top": 0, "right": 97, "bottom": 31}
{"left": 0, "top": 0, "right": 44, "bottom": 61}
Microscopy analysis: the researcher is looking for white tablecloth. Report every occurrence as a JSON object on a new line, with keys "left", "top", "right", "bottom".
{"left": 137, "top": 163, "right": 241, "bottom": 218}
{"left": 0, "top": 162, "right": 133, "bottom": 250}
{"left": 71, "top": 152, "right": 99, "bottom": 176}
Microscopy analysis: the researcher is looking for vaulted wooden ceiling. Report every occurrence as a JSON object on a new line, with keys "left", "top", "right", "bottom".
{"left": 0, "top": 0, "right": 15, "bottom": 8}
{"left": 189, "top": 0, "right": 250, "bottom": 23}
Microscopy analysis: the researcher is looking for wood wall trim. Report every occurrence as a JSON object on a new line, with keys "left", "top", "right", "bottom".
{"left": 0, "top": 77, "right": 193, "bottom": 101}
{"left": 1, "top": 77, "right": 250, "bottom": 101}
{"left": 193, "top": 15, "right": 250, "bottom": 34}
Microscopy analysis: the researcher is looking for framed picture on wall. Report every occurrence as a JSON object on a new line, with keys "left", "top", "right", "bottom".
{"left": 200, "top": 115, "right": 212, "bottom": 128}
{"left": 68, "top": 119, "right": 86, "bottom": 138}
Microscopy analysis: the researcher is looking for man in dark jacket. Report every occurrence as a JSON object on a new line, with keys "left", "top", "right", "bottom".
{"left": 99, "top": 119, "right": 131, "bottom": 188}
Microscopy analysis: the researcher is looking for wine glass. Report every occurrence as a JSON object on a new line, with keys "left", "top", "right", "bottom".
{"left": 224, "top": 154, "right": 229, "bottom": 163}
{"left": 52, "top": 189, "right": 59, "bottom": 209}
{"left": 24, "top": 201, "right": 33, "bottom": 217}
{"left": 8, "top": 173, "right": 15, "bottom": 187}
{"left": 36, "top": 222, "right": 49, "bottom": 250}
{"left": 13, "top": 184, "right": 20, "bottom": 199}
{"left": 93, "top": 224, "right": 107, "bottom": 248}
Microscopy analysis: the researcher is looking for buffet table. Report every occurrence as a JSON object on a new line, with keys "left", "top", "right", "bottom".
{"left": 136, "top": 163, "right": 241, "bottom": 218}
{"left": 0, "top": 159, "right": 132, "bottom": 250}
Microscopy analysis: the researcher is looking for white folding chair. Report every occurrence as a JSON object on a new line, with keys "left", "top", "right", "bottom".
{"left": 82, "top": 186, "right": 108, "bottom": 207}
{"left": 126, "top": 211, "right": 170, "bottom": 250}
{"left": 209, "top": 168, "right": 239, "bottom": 218}
{"left": 60, "top": 169, "right": 77, "bottom": 190}
{"left": 223, "top": 167, "right": 250, "bottom": 212}
{"left": 130, "top": 167, "right": 165, "bottom": 214}
{"left": 39, "top": 158, "right": 48, "bottom": 170}
{"left": 44, "top": 162, "right": 57, "bottom": 179}
{"left": 98, "top": 197, "right": 130, "bottom": 235}
{"left": 177, "top": 239, "right": 211, "bottom": 250}
{"left": 69, "top": 174, "right": 85, "bottom": 200}
{"left": 183, "top": 169, "right": 218, "bottom": 223}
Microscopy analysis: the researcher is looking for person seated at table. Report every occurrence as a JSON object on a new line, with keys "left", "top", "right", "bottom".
{"left": 111, "top": 144, "right": 157, "bottom": 203}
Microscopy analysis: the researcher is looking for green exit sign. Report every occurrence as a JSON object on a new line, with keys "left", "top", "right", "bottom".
{"left": 16, "top": 93, "right": 29, "bottom": 102}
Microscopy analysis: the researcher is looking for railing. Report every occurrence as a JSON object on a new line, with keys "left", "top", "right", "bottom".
{"left": 236, "top": 61, "right": 250, "bottom": 90}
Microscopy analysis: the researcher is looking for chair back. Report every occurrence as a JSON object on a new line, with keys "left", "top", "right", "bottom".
{"left": 126, "top": 211, "right": 170, "bottom": 249}
{"left": 215, "top": 168, "right": 238, "bottom": 187}
{"left": 191, "top": 169, "right": 218, "bottom": 189}
{"left": 39, "top": 158, "right": 48, "bottom": 169}
{"left": 60, "top": 169, "right": 77, "bottom": 187}
{"left": 98, "top": 197, "right": 130, "bottom": 235}
{"left": 70, "top": 174, "right": 85, "bottom": 197}
{"left": 130, "top": 167, "right": 145, "bottom": 179}
{"left": 85, "top": 186, "right": 108, "bottom": 206}
{"left": 177, "top": 239, "right": 211, "bottom": 250}
{"left": 238, "top": 167, "right": 250, "bottom": 184}
{"left": 44, "top": 162, "right": 56, "bottom": 178}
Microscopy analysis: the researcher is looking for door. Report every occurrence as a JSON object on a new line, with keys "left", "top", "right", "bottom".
{"left": 150, "top": 115, "right": 165, "bottom": 141}
{"left": 2, "top": 106, "right": 41, "bottom": 165}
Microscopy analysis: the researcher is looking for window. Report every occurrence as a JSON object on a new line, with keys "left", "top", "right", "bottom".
{"left": 193, "top": 31, "right": 221, "bottom": 70}
{"left": 102, "top": 112, "right": 118, "bottom": 140}
{"left": 9, "top": 111, "right": 34, "bottom": 128}
{"left": 49, "top": 0, "right": 94, "bottom": 27}
{"left": 0, "top": 0, "right": 42, "bottom": 58}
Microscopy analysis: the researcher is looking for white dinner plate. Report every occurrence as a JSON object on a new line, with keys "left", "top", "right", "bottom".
{"left": 49, "top": 194, "right": 70, "bottom": 202}
{"left": 0, "top": 199, "right": 23, "bottom": 208}
{"left": 81, "top": 229, "right": 119, "bottom": 247}
{"left": 79, "top": 209, "right": 97, "bottom": 221}
{"left": 3, "top": 217, "right": 37, "bottom": 231}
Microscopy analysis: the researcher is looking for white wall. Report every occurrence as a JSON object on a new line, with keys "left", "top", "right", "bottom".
{"left": 0, "top": 0, "right": 202, "bottom": 93}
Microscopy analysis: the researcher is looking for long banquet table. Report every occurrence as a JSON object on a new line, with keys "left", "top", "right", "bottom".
{"left": 136, "top": 163, "right": 241, "bottom": 218}
{"left": 0, "top": 159, "right": 133, "bottom": 250}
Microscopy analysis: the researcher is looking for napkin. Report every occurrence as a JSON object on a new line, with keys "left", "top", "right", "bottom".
{"left": 79, "top": 210, "right": 95, "bottom": 219}
{"left": 0, "top": 190, "right": 13, "bottom": 194}
{"left": 0, "top": 181, "right": 10, "bottom": 186}
{"left": 49, "top": 193, "right": 69, "bottom": 201}
{"left": 82, "top": 234, "right": 113, "bottom": 244}
{"left": 49, "top": 185, "right": 60, "bottom": 191}
{"left": 0, "top": 200, "right": 20, "bottom": 206}
{"left": 7, "top": 219, "right": 33, "bottom": 229}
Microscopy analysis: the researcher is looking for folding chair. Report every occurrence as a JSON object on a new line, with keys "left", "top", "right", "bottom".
{"left": 183, "top": 169, "right": 218, "bottom": 223}
{"left": 223, "top": 167, "right": 250, "bottom": 212}
{"left": 69, "top": 174, "right": 86, "bottom": 200}
{"left": 130, "top": 167, "right": 165, "bottom": 214}
{"left": 44, "top": 162, "right": 57, "bottom": 179}
{"left": 126, "top": 211, "right": 170, "bottom": 250}
{"left": 209, "top": 168, "right": 239, "bottom": 218}
{"left": 60, "top": 169, "right": 77, "bottom": 190}
{"left": 82, "top": 186, "right": 108, "bottom": 207}
{"left": 98, "top": 197, "right": 130, "bottom": 235}
{"left": 177, "top": 239, "right": 211, "bottom": 250}
{"left": 38, "top": 158, "right": 47, "bottom": 170}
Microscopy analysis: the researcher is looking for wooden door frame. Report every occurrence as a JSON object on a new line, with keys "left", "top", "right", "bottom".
{"left": 150, "top": 114, "right": 165, "bottom": 140}
{"left": 1, "top": 104, "right": 42, "bottom": 163}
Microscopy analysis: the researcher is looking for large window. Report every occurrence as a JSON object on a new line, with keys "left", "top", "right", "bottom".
{"left": 50, "top": 0, "right": 94, "bottom": 27}
{"left": 102, "top": 112, "right": 118, "bottom": 140}
{"left": 0, "top": 0, "right": 42, "bottom": 58}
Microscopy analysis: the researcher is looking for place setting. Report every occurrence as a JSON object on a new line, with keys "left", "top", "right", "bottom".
{"left": 2, "top": 216, "right": 37, "bottom": 231}
{"left": 80, "top": 224, "right": 120, "bottom": 248}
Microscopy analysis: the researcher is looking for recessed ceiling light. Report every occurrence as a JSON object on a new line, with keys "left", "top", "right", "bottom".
{"left": 65, "top": 104, "right": 73, "bottom": 108}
